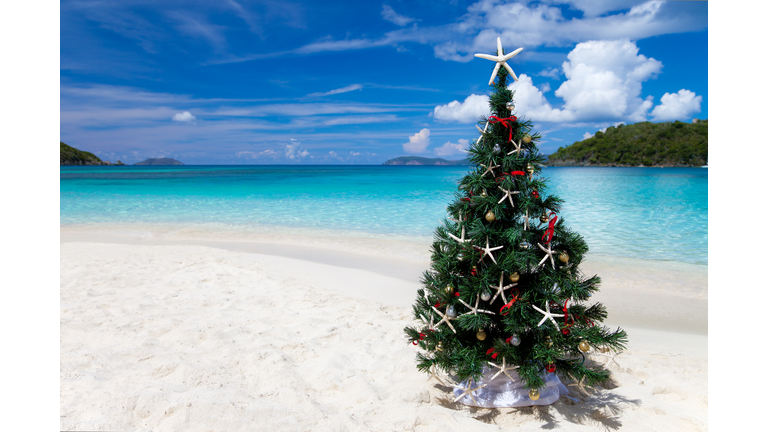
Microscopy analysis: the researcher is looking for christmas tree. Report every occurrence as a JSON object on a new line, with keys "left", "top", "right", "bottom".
{"left": 404, "top": 38, "right": 627, "bottom": 407}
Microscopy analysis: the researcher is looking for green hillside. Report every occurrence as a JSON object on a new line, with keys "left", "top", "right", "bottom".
{"left": 60, "top": 142, "right": 104, "bottom": 165}
{"left": 547, "top": 120, "right": 708, "bottom": 167}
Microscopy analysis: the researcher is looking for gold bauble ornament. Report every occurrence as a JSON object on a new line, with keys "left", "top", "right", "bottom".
{"left": 506, "top": 102, "right": 515, "bottom": 111}
{"left": 445, "top": 285, "right": 454, "bottom": 295}
{"left": 523, "top": 135, "right": 532, "bottom": 144}
{"left": 485, "top": 211, "right": 496, "bottom": 222}
{"left": 529, "top": 388, "right": 540, "bottom": 401}
{"left": 519, "top": 242, "right": 530, "bottom": 250}
{"left": 539, "top": 212, "right": 549, "bottom": 223}
{"left": 559, "top": 252, "right": 569, "bottom": 263}
{"left": 526, "top": 163, "right": 535, "bottom": 174}
{"left": 476, "top": 329, "right": 487, "bottom": 341}
{"left": 509, "top": 272, "right": 520, "bottom": 282}
{"left": 481, "top": 189, "right": 487, "bottom": 197}
{"left": 579, "top": 341, "right": 590, "bottom": 352}
{"left": 545, "top": 336, "right": 553, "bottom": 348}
{"left": 436, "top": 342, "right": 443, "bottom": 351}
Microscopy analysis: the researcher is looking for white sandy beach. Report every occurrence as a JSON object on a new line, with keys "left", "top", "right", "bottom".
{"left": 60, "top": 233, "right": 707, "bottom": 431}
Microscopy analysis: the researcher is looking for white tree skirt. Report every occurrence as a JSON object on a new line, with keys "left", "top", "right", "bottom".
{"left": 453, "top": 368, "right": 568, "bottom": 408}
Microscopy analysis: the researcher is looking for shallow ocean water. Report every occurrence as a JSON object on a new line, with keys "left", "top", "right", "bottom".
{"left": 61, "top": 165, "right": 707, "bottom": 265}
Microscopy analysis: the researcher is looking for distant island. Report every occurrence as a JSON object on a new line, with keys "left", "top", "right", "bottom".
{"left": 60, "top": 142, "right": 124, "bottom": 166}
{"left": 382, "top": 156, "right": 470, "bottom": 166}
{"left": 547, "top": 120, "right": 707, "bottom": 167}
{"left": 135, "top": 158, "right": 184, "bottom": 166}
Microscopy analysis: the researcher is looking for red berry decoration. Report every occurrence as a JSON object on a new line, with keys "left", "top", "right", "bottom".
{"left": 562, "top": 327, "right": 570, "bottom": 336}
{"left": 531, "top": 190, "right": 540, "bottom": 198}
{"left": 546, "top": 363, "right": 556, "bottom": 373}
{"left": 471, "top": 267, "right": 478, "bottom": 276}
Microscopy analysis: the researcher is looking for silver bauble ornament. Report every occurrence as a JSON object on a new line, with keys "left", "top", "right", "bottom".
{"left": 510, "top": 334, "right": 521, "bottom": 346}
{"left": 480, "top": 290, "right": 491, "bottom": 301}
{"left": 446, "top": 305, "right": 457, "bottom": 318}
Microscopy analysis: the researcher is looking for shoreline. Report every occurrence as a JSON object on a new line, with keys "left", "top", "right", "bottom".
{"left": 61, "top": 227, "right": 707, "bottom": 334}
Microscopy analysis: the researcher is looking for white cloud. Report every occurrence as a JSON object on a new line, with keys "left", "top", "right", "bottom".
{"left": 554, "top": 39, "right": 660, "bottom": 122}
{"left": 236, "top": 149, "right": 276, "bottom": 159}
{"left": 403, "top": 128, "right": 431, "bottom": 153}
{"left": 172, "top": 111, "right": 196, "bottom": 122}
{"left": 307, "top": 84, "right": 363, "bottom": 97}
{"left": 546, "top": 0, "right": 644, "bottom": 18}
{"left": 538, "top": 67, "right": 561, "bottom": 79}
{"left": 507, "top": 74, "right": 568, "bottom": 122}
{"left": 285, "top": 139, "right": 309, "bottom": 160}
{"left": 433, "top": 40, "right": 662, "bottom": 125}
{"left": 431, "top": 0, "right": 706, "bottom": 62}
{"left": 434, "top": 139, "right": 469, "bottom": 157}
{"left": 433, "top": 94, "right": 490, "bottom": 123}
{"left": 650, "top": 89, "right": 702, "bottom": 121}
{"left": 381, "top": 5, "right": 415, "bottom": 26}
{"left": 583, "top": 131, "right": 594, "bottom": 139}
{"left": 350, "top": 151, "right": 361, "bottom": 156}
{"left": 328, "top": 151, "right": 338, "bottom": 158}
{"left": 539, "top": 82, "right": 551, "bottom": 93}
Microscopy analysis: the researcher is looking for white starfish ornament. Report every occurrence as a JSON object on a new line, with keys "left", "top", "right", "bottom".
{"left": 532, "top": 301, "right": 564, "bottom": 328}
{"left": 431, "top": 305, "right": 458, "bottom": 333}
{"left": 453, "top": 380, "right": 488, "bottom": 404}
{"left": 537, "top": 242, "right": 557, "bottom": 269}
{"left": 476, "top": 236, "right": 504, "bottom": 264}
{"left": 427, "top": 365, "right": 447, "bottom": 386}
{"left": 497, "top": 187, "right": 520, "bottom": 207}
{"left": 448, "top": 225, "right": 473, "bottom": 244}
{"left": 480, "top": 163, "right": 500, "bottom": 178}
{"left": 458, "top": 294, "right": 495, "bottom": 316}
{"left": 507, "top": 138, "right": 523, "bottom": 155}
{"left": 490, "top": 271, "right": 517, "bottom": 304}
{"left": 475, "top": 121, "right": 489, "bottom": 144}
{"left": 474, "top": 37, "right": 524, "bottom": 85}
{"left": 488, "top": 357, "right": 520, "bottom": 381}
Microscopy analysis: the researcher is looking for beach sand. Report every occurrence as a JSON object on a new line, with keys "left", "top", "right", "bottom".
{"left": 60, "top": 235, "right": 707, "bottom": 431}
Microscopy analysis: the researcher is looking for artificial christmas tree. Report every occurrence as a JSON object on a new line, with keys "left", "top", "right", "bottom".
{"left": 404, "top": 38, "right": 627, "bottom": 408}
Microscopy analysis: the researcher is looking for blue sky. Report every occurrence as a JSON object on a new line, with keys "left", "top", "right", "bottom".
{"left": 60, "top": 0, "right": 708, "bottom": 165}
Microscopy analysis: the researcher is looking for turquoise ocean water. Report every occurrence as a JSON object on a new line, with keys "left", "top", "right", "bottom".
{"left": 60, "top": 166, "right": 708, "bottom": 266}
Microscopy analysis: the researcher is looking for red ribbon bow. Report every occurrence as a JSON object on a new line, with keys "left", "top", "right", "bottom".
{"left": 500, "top": 288, "right": 520, "bottom": 315}
{"left": 542, "top": 212, "right": 557, "bottom": 244}
{"left": 486, "top": 348, "right": 499, "bottom": 359}
{"left": 488, "top": 115, "right": 518, "bottom": 142}
{"left": 495, "top": 171, "right": 526, "bottom": 183}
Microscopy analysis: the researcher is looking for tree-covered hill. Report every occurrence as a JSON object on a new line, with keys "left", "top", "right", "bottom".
{"left": 60, "top": 142, "right": 105, "bottom": 165}
{"left": 547, "top": 120, "right": 708, "bottom": 167}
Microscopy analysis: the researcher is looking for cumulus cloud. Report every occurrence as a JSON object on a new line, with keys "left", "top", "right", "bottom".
{"left": 403, "top": 128, "right": 431, "bottom": 153}
{"left": 554, "top": 39, "right": 660, "bottom": 122}
{"left": 539, "top": 82, "right": 551, "bottom": 93}
{"left": 285, "top": 139, "right": 309, "bottom": 160}
{"left": 433, "top": 94, "right": 490, "bottom": 123}
{"left": 434, "top": 139, "right": 469, "bottom": 157}
{"left": 432, "top": 40, "right": 663, "bottom": 125}
{"left": 172, "top": 111, "right": 196, "bottom": 122}
{"left": 583, "top": 131, "right": 594, "bottom": 139}
{"left": 350, "top": 151, "right": 361, "bottom": 156}
{"left": 381, "top": 5, "right": 415, "bottom": 26}
{"left": 650, "top": 89, "right": 702, "bottom": 121}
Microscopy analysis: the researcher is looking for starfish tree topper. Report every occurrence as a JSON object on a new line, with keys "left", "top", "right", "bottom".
{"left": 474, "top": 37, "right": 524, "bottom": 85}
